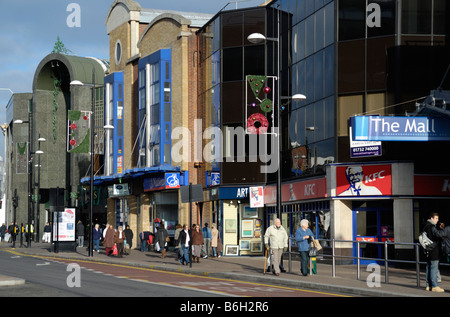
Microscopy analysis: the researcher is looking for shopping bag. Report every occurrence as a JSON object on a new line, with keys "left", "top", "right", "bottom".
{"left": 312, "top": 239, "right": 322, "bottom": 251}
{"left": 309, "top": 246, "right": 317, "bottom": 257}
{"left": 112, "top": 243, "right": 118, "bottom": 256}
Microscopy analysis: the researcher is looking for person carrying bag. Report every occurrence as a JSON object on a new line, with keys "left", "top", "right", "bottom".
{"left": 295, "top": 219, "right": 315, "bottom": 276}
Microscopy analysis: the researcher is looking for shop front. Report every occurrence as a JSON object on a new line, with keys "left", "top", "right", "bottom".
{"left": 143, "top": 172, "right": 184, "bottom": 237}
{"left": 328, "top": 162, "right": 414, "bottom": 263}
{"left": 264, "top": 177, "right": 329, "bottom": 242}
{"left": 210, "top": 186, "right": 265, "bottom": 256}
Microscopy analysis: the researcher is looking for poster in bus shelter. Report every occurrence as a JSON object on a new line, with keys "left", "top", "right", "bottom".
{"left": 53, "top": 208, "right": 76, "bottom": 241}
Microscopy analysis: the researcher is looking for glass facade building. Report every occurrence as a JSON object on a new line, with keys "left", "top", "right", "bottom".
{"left": 198, "top": 0, "right": 450, "bottom": 258}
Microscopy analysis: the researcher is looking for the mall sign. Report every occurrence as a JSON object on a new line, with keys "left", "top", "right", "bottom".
{"left": 351, "top": 116, "right": 450, "bottom": 141}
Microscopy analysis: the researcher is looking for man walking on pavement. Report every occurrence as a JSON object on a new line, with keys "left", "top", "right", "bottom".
{"left": 264, "top": 218, "right": 288, "bottom": 276}
{"left": 423, "top": 212, "right": 445, "bottom": 293}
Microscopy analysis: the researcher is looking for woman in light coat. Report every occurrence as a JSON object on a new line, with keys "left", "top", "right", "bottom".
{"left": 114, "top": 226, "right": 125, "bottom": 258}
{"left": 211, "top": 224, "right": 219, "bottom": 258}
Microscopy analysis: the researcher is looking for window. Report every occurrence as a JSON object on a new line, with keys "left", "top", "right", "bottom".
{"left": 402, "top": 0, "right": 432, "bottom": 34}
{"left": 338, "top": 0, "right": 366, "bottom": 41}
{"left": 402, "top": 0, "right": 446, "bottom": 35}
{"left": 223, "top": 47, "right": 242, "bottom": 82}
{"left": 115, "top": 40, "right": 122, "bottom": 65}
{"left": 138, "top": 50, "right": 172, "bottom": 168}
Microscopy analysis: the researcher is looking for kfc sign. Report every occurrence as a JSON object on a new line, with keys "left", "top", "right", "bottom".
{"left": 415, "top": 175, "right": 450, "bottom": 196}
{"left": 336, "top": 164, "right": 392, "bottom": 196}
{"left": 264, "top": 178, "right": 326, "bottom": 204}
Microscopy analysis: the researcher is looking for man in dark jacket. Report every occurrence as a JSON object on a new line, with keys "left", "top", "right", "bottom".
{"left": 76, "top": 220, "right": 84, "bottom": 248}
{"left": 432, "top": 222, "right": 450, "bottom": 259}
{"left": 178, "top": 224, "right": 191, "bottom": 265}
{"left": 140, "top": 231, "right": 152, "bottom": 252}
{"left": 423, "top": 212, "right": 444, "bottom": 292}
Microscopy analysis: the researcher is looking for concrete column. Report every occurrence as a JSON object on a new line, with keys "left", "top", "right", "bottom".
{"left": 393, "top": 198, "right": 414, "bottom": 259}
{"left": 331, "top": 199, "right": 353, "bottom": 263}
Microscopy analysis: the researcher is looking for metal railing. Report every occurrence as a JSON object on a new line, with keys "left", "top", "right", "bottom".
{"left": 285, "top": 237, "right": 448, "bottom": 288}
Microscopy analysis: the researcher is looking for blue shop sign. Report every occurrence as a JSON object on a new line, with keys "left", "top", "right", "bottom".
{"left": 206, "top": 172, "right": 220, "bottom": 187}
{"left": 165, "top": 172, "right": 180, "bottom": 189}
{"left": 216, "top": 187, "right": 249, "bottom": 200}
{"left": 351, "top": 116, "right": 450, "bottom": 141}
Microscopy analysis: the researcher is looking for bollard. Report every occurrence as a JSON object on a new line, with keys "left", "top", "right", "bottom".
{"left": 332, "top": 239, "right": 336, "bottom": 278}
{"left": 357, "top": 240, "right": 361, "bottom": 280}
{"left": 384, "top": 240, "right": 389, "bottom": 284}
{"left": 311, "top": 257, "right": 317, "bottom": 274}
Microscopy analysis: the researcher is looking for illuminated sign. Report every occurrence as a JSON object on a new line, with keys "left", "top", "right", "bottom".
{"left": 351, "top": 116, "right": 450, "bottom": 141}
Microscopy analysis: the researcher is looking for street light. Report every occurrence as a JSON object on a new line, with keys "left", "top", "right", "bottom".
{"left": 35, "top": 135, "right": 46, "bottom": 242}
{"left": 14, "top": 117, "right": 44, "bottom": 247}
{"left": 248, "top": 19, "right": 306, "bottom": 220}
{"left": 70, "top": 68, "right": 96, "bottom": 257}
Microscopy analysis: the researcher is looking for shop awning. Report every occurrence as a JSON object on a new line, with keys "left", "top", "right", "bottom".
{"left": 80, "top": 165, "right": 181, "bottom": 186}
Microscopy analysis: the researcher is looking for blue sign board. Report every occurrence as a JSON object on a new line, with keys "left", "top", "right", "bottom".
{"left": 206, "top": 172, "right": 220, "bottom": 187}
{"left": 165, "top": 173, "right": 180, "bottom": 188}
{"left": 351, "top": 116, "right": 450, "bottom": 141}
{"left": 216, "top": 187, "right": 249, "bottom": 200}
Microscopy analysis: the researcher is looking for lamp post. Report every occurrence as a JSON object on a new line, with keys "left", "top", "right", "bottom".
{"left": 248, "top": 14, "right": 306, "bottom": 220}
{"left": 14, "top": 116, "right": 44, "bottom": 248}
{"left": 34, "top": 134, "right": 46, "bottom": 243}
{"left": 70, "top": 68, "right": 95, "bottom": 257}
{"left": 70, "top": 68, "right": 113, "bottom": 256}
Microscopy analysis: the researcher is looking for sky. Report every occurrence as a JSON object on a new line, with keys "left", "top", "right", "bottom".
{"left": 0, "top": 0, "right": 264, "bottom": 107}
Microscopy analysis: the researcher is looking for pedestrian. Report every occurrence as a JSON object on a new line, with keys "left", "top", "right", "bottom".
{"left": 92, "top": 224, "right": 102, "bottom": 253}
{"left": 124, "top": 225, "right": 133, "bottom": 255}
{"left": 217, "top": 233, "right": 223, "bottom": 258}
{"left": 423, "top": 212, "right": 445, "bottom": 292}
{"left": 174, "top": 224, "right": 183, "bottom": 260}
{"left": 114, "top": 226, "right": 125, "bottom": 258}
{"left": 191, "top": 224, "right": 204, "bottom": 263}
{"left": 43, "top": 222, "right": 52, "bottom": 243}
{"left": 295, "top": 219, "right": 314, "bottom": 276}
{"left": 432, "top": 221, "right": 450, "bottom": 262}
{"left": 202, "top": 223, "right": 211, "bottom": 258}
{"left": 264, "top": 218, "right": 288, "bottom": 276}
{"left": 104, "top": 224, "right": 115, "bottom": 256}
{"left": 24, "top": 223, "right": 31, "bottom": 244}
{"left": 103, "top": 223, "right": 109, "bottom": 239}
{"left": 211, "top": 224, "right": 219, "bottom": 258}
{"left": 156, "top": 222, "right": 169, "bottom": 258}
{"left": 140, "top": 230, "right": 152, "bottom": 252}
{"left": 76, "top": 220, "right": 84, "bottom": 248}
{"left": 179, "top": 224, "right": 191, "bottom": 265}
{"left": 0, "top": 223, "right": 6, "bottom": 242}
{"left": 8, "top": 222, "right": 18, "bottom": 244}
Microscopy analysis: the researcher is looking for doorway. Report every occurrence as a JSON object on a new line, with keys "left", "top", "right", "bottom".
{"left": 352, "top": 201, "right": 393, "bottom": 264}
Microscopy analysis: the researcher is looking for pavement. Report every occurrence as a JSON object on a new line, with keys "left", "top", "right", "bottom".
{"left": 1, "top": 241, "right": 450, "bottom": 297}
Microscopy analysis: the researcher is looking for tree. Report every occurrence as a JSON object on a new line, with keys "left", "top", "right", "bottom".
{"left": 52, "top": 36, "right": 72, "bottom": 55}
